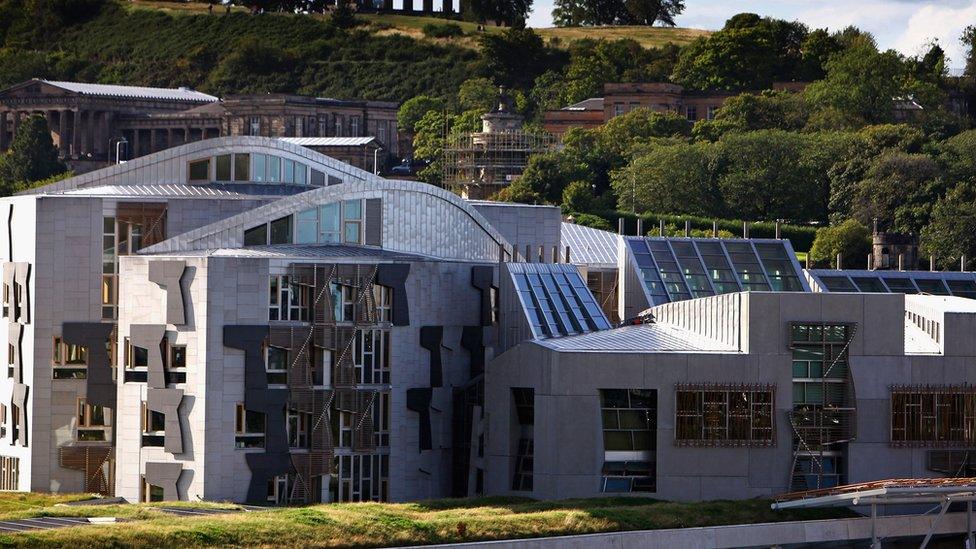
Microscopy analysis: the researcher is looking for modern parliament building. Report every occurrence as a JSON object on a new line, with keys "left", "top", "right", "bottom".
{"left": 1, "top": 136, "right": 976, "bottom": 504}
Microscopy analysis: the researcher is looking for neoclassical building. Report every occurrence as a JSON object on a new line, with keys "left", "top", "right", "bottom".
{"left": 0, "top": 79, "right": 401, "bottom": 173}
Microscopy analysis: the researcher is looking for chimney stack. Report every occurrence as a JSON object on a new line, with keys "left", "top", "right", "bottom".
{"left": 712, "top": 220, "right": 718, "bottom": 238}
{"left": 836, "top": 253, "right": 843, "bottom": 270}
{"left": 684, "top": 220, "right": 691, "bottom": 237}
{"left": 636, "top": 218, "right": 643, "bottom": 236}
{"left": 618, "top": 218, "right": 624, "bottom": 235}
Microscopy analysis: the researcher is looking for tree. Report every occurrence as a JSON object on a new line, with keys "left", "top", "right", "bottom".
{"left": 516, "top": 152, "right": 585, "bottom": 204}
{"left": 552, "top": 0, "right": 683, "bottom": 26}
{"left": 0, "top": 114, "right": 66, "bottom": 195}
{"left": 397, "top": 95, "right": 445, "bottom": 132}
{"left": 853, "top": 151, "right": 943, "bottom": 234}
{"left": 561, "top": 180, "right": 595, "bottom": 213}
{"left": 468, "top": 0, "right": 532, "bottom": 27}
{"left": 611, "top": 142, "right": 722, "bottom": 216}
{"left": 922, "top": 183, "right": 976, "bottom": 268}
{"left": 492, "top": 178, "right": 542, "bottom": 203}
{"left": 568, "top": 213, "right": 613, "bottom": 231}
{"left": 804, "top": 39, "right": 906, "bottom": 126}
{"left": 809, "top": 219, "right": 871, "bottom": 267}
{"left": 962, "top": 25, "right": 976, "bottom": 77}
{"left": 204, "top": 37, "right": 299, "bottom": 95}
{"left": 478, "top": 28, "right": 555, "bottom": 90}
{"left": 707, "top": 91, "right": 809, "bottom": 135}
{"left": 457, "top": 77, "right": 498, "bottom": 112}
{"left": 331, "top": 1, "right": 357, "bottom": 29}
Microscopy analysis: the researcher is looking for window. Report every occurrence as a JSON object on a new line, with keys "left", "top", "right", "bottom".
{"left": 334, "top": 117, "right": 344, "bottom": 137}
{"left": 686, "top": 106, "right": 698, "bottom": 120}
{"left": 330, "top": 282, "right": 356, "bottom": 323}
{"left": 102, "top": 217, "right": 117, "bottom": 320}
{"left": 267, "top": 155, "right": 281, "bottom": 183}
{"left": 373, "top": 391, "right": 390, "bottom": 448}
{"left": 891, "top": 386, "right": 976, "bottom": 446}
{"left": 269, "top": 275, "right": 311, "bottom": 322}
{"left": 706, "top": 106, "right": 718, "bottom": 120}
{"left": 188, "top": 159, "right": 210, "bottom": 181}
{"left": 234, "top": 153, "right": 250, "bottom": 181}
{"left": 283, "top": 159, "right": 295, "bottom": 183}
{"left": 236, "top": 403, "right": 266, "bottom": 449}
{"left": 253, "top": 154, "right": 267, "bottom": 183}
{"left": 296, "top": 209, "right": 317, "bottom": 244}
{"left": 269, "top": 217, "right": 292, "bottom": 245}
{"left": 266, "top": 345, "right": 288, "bottom": 385}
{"left": 321, "top": 203, "right": 341, "bottom": 243}
{"left": 598, "top": 389, "right": 656, "bottom": 493}
{"left": 332, "top": 454, "right": 388, "bottom": 502}
{"left": 1, "top": 279, "right": 9, "bottom": 318}
{"left": 675, "top": 386, "right": 774, "bottom": 446}
{"left": 142, "top": 477, "right": 164, "bottom": 502}
{"left": 164, "top": 339, "right": 186, "bottom": 385}
{"left": 141, "top": 401, "right": 165, "bottom": 447}
{"left": 287, "top": 409, "right": 311, "bottom": 449}
{"left": 6, "top": 344, "right": 12, "bottom": 379}
{"left": 343, "top": 200, "right": 362, "bottom": 244}
{"left": 613, "top": 103, "right": 624, "bottom": 116}
{"left": 52, "top": 336, "right": 88, "bottom": 379}
{"left": 351, "top": 116, "right": 361, "bottom": 135}
{"left": 77, "top": 398, "right": 110, "bottom": 442}
{"left": 248, "top": 117, "right": 261, "bottom": 136}
{"left": 372, "top": 285, "right": 392, "bottom": 323}
{"left": 0, "top": 405, "right": 6, "bottom": 438}
{"left": 354, "top": 329, "right": 390, "bottom": 384}
{"left": 125, "top": 337, "right": 149, "bottom": 369}
{"left": 215, "top": 154, "right": 232, "bottom": 181}
{"left": 0, "top": 457, "right": 19, "bottom": 490}
{"left": 511, "top": 388, "right": 534, "bottom": 491}
{"left": 244, "top": 224, "right": 268, "bottom": 246}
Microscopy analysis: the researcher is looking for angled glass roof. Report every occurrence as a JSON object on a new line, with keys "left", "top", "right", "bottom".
{"left": 507, "top": 263, "right": 612, "bottom": 339}
{"left": 806, "top": 269, "right": 976, "bottom": 299}
{"left": 625, "top": 237, "right": 809, "bottom": 307}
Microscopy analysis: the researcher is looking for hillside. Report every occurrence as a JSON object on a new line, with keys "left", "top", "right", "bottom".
{"left": 127, "top": 0, "right": 710, "bottom": 49}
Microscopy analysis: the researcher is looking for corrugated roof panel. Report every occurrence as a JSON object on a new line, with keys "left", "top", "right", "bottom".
{"left": 42, "top": 80, "right": 218, "bottom": 102}
{"left": 534, "top": 323, "right": 739, "bottom": 353}
{"left": 561, "top": 222, "right": 618, "bottom": 267}
{"left": 278, "top": 137, "right": 377, "bottom": 147}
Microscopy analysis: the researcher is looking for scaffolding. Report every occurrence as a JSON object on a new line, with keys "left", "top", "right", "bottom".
{"left": 442, "top": 129, "right": 555, "bottom": 200}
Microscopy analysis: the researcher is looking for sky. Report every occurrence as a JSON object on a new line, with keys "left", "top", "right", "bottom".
{"left": 526, "top": 0, "right": 976, "bottom": 71}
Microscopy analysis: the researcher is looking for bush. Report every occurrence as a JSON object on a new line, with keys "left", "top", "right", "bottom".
{"left": 809, "top": 219, "right": 871, "bottom": 267}
{"left": 422, "top": 22, "right": 464, "bottom": 39}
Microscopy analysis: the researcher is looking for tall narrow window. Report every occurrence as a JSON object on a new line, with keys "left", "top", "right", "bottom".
{"left": 236, "top": 403, "right": 266, "bottom": 448}
{"left": 511, "top": 388, "right": 534, "bottom": 491}
{"left": 343, "top": 199, "right": 362, "bottom": 244}
{"left": 52, "top": 337, "right": 88, "bottom": 379}
{"left": 269, "top": 217, "right": 292, "bottom": 245}
{"left": 319, "top": 203, "right": 341, "bottom": 243}
{"left": 598, "top": 389, "right": 656, "bottom": 493}
{"left": 188, "top": 159, "right": 210, "bottom": 182}
{"left": 77, "top": 398, "right": 110, "bottom": 442}
{"left": 234, "top": 153, "right": 250, "bottom": 181}
{"left": 215, "top": 154, "right": 232, "bottom": 181}
{"left": 141, "top": 401, "right": 165, "bottom": 447}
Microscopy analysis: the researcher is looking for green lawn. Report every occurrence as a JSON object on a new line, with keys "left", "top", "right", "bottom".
{"left": 0, "top": 494, "right": 852, "bottom": 548}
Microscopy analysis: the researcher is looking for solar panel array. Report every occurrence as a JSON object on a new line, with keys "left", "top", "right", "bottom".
{"left": 508, "top": 263, "right": 613, "bottom": 339}
{"left": 626, "top": 237, "right": 807, "bottom": 306}
{"left": 807, "top": 269, "right": 976, "bottom": 299}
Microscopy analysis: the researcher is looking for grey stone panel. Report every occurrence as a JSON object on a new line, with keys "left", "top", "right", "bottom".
{"left": 7, "top": 323, "right": 20, "bottom": 383}
{"left": 130, "top": 324, "right": 167, "bottom": 389}
{"left": 471, "top": 266, "right": 495, "bottom": 327}
{"left": 62, "top": 322, "right": 116, "bottom": 408}
{"left": 147, "top": 388, "right": 185, "bottom": 455}
{"left": 364, "top": 198, "right": 382, "bottom": 246}
{"left": 11, "top": 382, "right": 27, "bottom": 447}
{"left": 144, "top": 462, "right": 183, "bottom": 501}
{"left": 223, "top": 325, "right": 288, "bottom": 452}
{"left": 148, "top": 260, "right": 187, "bottom": 326}
{"left": 376, "top": 264, "right": 410, "bottom": 327}
{"left": 461, "top": 326, "right": 486, "bottom": 379}
{"left": 13, "top": 262, "right": 29, "bottom": 325}
{"left": 420, "top": 326, "right": 443, "bottom": 388}
{"left": 244, "top": 453, "right": 292, "bottom": 504}
{"left": 406, "top": 387, "right": 433, "bottom": 452}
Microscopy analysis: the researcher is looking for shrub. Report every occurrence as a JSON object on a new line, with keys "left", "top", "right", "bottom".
{"left": 422, "top": 22, "right": 464, "bottom": 39}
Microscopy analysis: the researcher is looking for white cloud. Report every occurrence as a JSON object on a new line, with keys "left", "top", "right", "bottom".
{"left": 892, "top": 2, "right": 976, "bottom": 68}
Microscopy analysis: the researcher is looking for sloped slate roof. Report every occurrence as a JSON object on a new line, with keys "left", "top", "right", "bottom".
{"left": 41, "top": 80, "right": 218, "bottom": 102}
{"left": 533, "top": 323, "right": 740, "bottom": 353}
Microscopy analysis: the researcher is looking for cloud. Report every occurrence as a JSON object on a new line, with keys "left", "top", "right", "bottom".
{"left": 892, "top": 2, "right": 976, "bottom": 68}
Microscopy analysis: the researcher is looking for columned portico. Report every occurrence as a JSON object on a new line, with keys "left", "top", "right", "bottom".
{"left": 0, "top": 111, "right": 7, "bottom": 151}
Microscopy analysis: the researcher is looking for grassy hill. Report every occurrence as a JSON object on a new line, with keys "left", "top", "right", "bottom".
{"left": 127, "top": 1, "right": 710, "bottom": 49}
{"left": 0, "top": 492, "right": 851, "bottom": 547}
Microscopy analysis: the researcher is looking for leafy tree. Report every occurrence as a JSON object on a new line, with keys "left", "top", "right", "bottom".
{"left": 706, "top": 91, "right": 809, "bottom": 135}
{"left": 809, "top": 219, "right": 871, "bottom": 267}
{"left": 611, "top": 142, "right": 722, "bottom": 216}
{"left": 671, "top": 15, "right": 810, "bottom": 90}
{"left": 853, "top": 151, "right": 943, "bottom": 234}
{"left": 962, "top": 25, "right": 976, "bottom": 78}
{"left": 715, "top": 130, "right": 825, "bottom": 221}
{"left": 552, "top": 0, "right": 684, "bottom": 26}
{"left": 204, "top": 37, "right": 299, "bottom": 94}
{"left": 397, "top": 95, "right": 445, "bottom": 133}
{"left": 804, "top": 39, "right": 906, "bottom": 126}
{"left": 457, "top": 77, "right": 498, "bottom": 112}
{"left": 478, "top": 28, "right": 556, "bottom": 90}
{"left": 0, "top": 114, "right": 66, "bottom": 195}
{"left": 561, "top": 180, "right": 596, "bottom": 213}
{"left": 468, "top": 0, "right": 532, "bottom": 27}
{"left": 516, "top": 152, "right": 585, "bottom": 204}
{"left": 938, "top": 129, "right": 976, "bottom": 185}
{"left": 492, "top": 178, "right": 542, "bottom": 203}
{"left": 331, "top": 1, "right": 357, "bottom": 29}
{"left": 922, "top": 183, "right": 976, "bottom": 268}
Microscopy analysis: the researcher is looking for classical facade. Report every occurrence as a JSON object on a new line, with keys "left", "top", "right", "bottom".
{"left": 2, "top": 136, "right": 976, "bottom": 504}
{"left": 0, "top": 80, "right": 400, "bottom": 172}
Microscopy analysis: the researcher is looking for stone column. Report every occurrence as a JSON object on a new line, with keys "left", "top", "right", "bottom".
{"left": 58, "top": 110, "right": 69, "bottom": 155}
{"left": 443, "top": 0, "right": 453, "bottom": 13}
{"left": 423, "top": 0, "right": 432, "bottom": 12}
{"left": 11, "top": 111, "right": 21, "bottom": 144}
{"left": 103, "top": 111, "right": 115, "bottom": 161}
{"left": 71, "top": 109, "right": 81, "bottom": 157}
{"left": 83, "top": 110, "right": 95, "bottom": 156}
{"left": 167, "top": 129, "right": 173, "bottom": 150}
{"left": 132, "top": 128, "right": 141, "bottom": 158}
{"left": 149, "top": 128, "right": 157, "bottom": 154}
